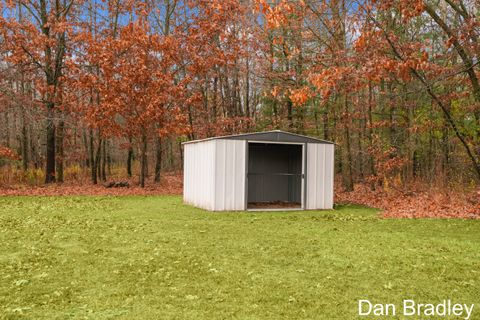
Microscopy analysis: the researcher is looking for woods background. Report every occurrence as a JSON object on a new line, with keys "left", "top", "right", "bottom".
{"left": 0, "top": 0, "right": 479, "bottom": 193}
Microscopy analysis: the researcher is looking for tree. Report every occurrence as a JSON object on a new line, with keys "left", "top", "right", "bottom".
{"left": 0, "top": 0, "right": 83, "bottom": 183}
{"left": 78, "top": 19, "right": 188, "bottom": 187}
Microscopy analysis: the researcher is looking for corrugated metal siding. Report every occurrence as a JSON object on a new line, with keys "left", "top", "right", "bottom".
{"left": 324, "top": 144, "right": 334, "bottom": 209}
{"left": 183, "top": 140, "right": 216, "bottom": 210}
{"left": 185, "top": 139, "right": 334, "bottom": 211}
{"left": 214, "top": 140, "right": 246, "bottom": 210}
{"left": 306, "top": 143, "right": 334, "bottom": 209}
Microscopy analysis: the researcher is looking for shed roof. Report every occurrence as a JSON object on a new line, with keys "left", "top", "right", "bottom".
{"left": 182, "top": 130, "right": 334, "bottom": 145}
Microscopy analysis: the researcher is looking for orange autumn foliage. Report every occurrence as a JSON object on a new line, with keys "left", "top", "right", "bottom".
{"left": 0, "top": 146, "right": 20, "bottom": 161}
{"left": 289, "top": 87, "right": 312, "bottom": 106}
{"left": 75, "top": 20, "right": 189, "bottom": 140}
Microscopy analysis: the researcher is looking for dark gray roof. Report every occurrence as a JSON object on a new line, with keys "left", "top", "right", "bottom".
{"left": 182, "top": 130, "right": 333, "bottom": 145}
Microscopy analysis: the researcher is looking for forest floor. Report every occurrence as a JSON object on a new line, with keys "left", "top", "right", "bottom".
{"left": 0, "top": 172, "right": 183, "bottom": 196}
{"left": 0, "top": 172, "right": 479, "bottom": 218}
{"left": 1, "top": 196, "right": 479, "bottom": 319}
{"left": 337, "top": 184, "right": 480, "bottom": 219}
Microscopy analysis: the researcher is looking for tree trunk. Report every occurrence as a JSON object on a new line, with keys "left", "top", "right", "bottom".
{"left": 245, "top": 59, "right": 250, "bottom": 118}
{"left": 106, "top": 141, "right": 111, "bottom": 176}
{"left": 287, "top": 99, "right": 293, "bottom": 129}
{"left": 187, "top": 105, "right": 195, "bottom": 140}
{"left": 388, "top": 82, "right": 396, "bottom": 148}
{"left": 82, "top": 130, "right": 89, "bottom": 168}
{"left": 101, "top": 139, "right": 107, "bottom": 181}
{"left": 169, "top": 139, "right": 174, "bottom": 168}
{"left": 93, "top": 137, "right": 102, "bottom": 185}
{"left": 442, "top": 115, "right": 450, "bottom": 181}
{"left": 45, "top": 103, "right": 56, "bottom": 183}
{"left": 127, "top": 137, "right": 133, "bottom": 177}
{"left": 367, "top": 83, "right": 376, "bottom": 179}
{"left": 90, "top": 129, "right": 96, "bottom": 183}
{"left": 19, "top": 64, "right": 28, "bottom": 171}
{"left": 56, "top": 119, "right": 64, "bottom": 183}
{"left": 29, "top": 124, "right": 39, "bottom": 169}
{"left": 154, "top": 135, "right": 162, "bottom": 183}
{"left": 178, "top": 140, "right": 184, "bottom": 169}
{"left": 412, "top": 149, "right": 419, "bottom": 178}
{"left": 357, "top": 111, "right": 365, "bottom": 182}
{"left": 342, "top": 94, "right": 354, "bottom": 191}
{"left": 3, "top": 112, "right": 10, "bottom": 148}
{"left": 140, "top": 133, "right": 148, "bottom": 188}
{"left": 323, "top": 107, "right": 329, "bottom": 140}
{"left": 21, "top": 107, "right": 28, "bottom": 171}
{"left": 213, "top": 76, "right": 218, "bottom": 122}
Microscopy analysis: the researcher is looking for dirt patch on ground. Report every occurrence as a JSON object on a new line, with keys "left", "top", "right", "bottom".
{"left": 248, "top": 201, "right": 301, "bottom": 209}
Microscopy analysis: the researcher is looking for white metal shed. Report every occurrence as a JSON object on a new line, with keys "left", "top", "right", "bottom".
{"left": 183, "top": 130, "right": 334, "bottom": 211}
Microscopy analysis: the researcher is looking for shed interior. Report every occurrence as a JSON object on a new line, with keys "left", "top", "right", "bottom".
{"left": 247, "top": 142, "right": 303, "bottom": 209}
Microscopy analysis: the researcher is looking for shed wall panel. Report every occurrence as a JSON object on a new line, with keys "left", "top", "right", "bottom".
{"left": 306, "top": 143, "right": 334, "bottom": 209}
{"left": 214, "top": 140, "right": 246, "bottom": 211}
{"left": 324, "top": 144, "right": 335, "bottom": 209}
{"left": 183, "top": 141, "right": 216, "bottom": 210}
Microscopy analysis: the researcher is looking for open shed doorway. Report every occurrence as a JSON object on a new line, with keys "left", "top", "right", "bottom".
{"left": 247, "top": 142, "right": 303, "bottom": 210}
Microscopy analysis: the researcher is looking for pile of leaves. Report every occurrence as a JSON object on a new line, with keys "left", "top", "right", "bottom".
{"left": 336, "top": 184, "right": 480, "bottom": 219}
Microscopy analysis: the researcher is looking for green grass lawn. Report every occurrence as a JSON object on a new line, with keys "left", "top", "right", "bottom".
{"left": 0, "top": 196, "right": 479, "bottom": 319}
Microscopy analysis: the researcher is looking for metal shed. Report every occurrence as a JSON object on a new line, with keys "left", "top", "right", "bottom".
{"left": 183, "top": 130, "right": 334, "bottom": 211}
